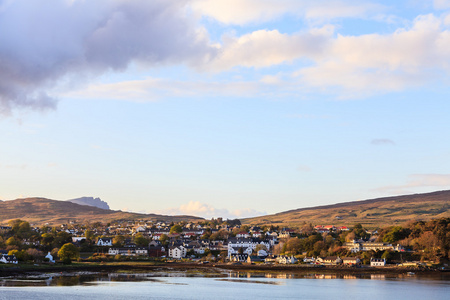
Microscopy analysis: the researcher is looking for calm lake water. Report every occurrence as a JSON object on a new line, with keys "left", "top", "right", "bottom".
{"left": 1, "top": 270, "right": 449, "bottom": 300}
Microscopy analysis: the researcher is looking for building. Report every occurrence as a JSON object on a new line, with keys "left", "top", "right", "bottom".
{"left": 168, "top": 245, "right": 186, "bottom": 259}
{"left": 342, "top": 257, "right": 360, "bottom": 265}
{"left": 0, "top": 254, "right": 18, "bottom": 264}
{"left": 276, "top": 255, "right": 298, "bottom": 264}
{"left": 97, "top": 237, "right": 113, "bottom": 246}
{"left": 316, "top": 256, "right": 342, "bottom": 265}
{"left": 227, "top": 238, "right": 270, "bottom": 257}
{"left": 370, "top": 258, "right": 386, "bottom": 267}
{"left": 344, "top": 240, "right": 404, "bottom": 253}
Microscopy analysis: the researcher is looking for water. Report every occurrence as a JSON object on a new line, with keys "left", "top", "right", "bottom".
{"left": 1, "top": 271, "right": 449, "bottom": 299}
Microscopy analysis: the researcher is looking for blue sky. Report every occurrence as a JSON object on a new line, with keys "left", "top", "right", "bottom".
{"left": 1, "top": 0, "right": 450, "bottom": 218}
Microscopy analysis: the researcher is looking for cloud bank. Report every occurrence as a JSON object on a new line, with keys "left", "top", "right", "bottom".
{"left": 161, "top": 201, "right": 266, "bottom": 219}
{"left": 3, "top": 1, "right": 450, "bottom": 111}
{"left": 0, "top": 0, "right": 214, "bottom": 113}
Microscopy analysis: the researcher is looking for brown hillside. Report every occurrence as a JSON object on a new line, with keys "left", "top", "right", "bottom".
{"left": 0, "top": 198, "right": 203, "bottom": 225}
{"left": 242, "top": 190, "right": 450, "bottom": 228}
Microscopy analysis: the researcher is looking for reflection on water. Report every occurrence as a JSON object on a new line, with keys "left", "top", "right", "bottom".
{"left": 0, "top": 269, "right": 449, "bottom": 287}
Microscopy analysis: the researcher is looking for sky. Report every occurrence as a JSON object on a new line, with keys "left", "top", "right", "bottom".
{"left": 1, "top": 0, "right": 450, "bottom": 219}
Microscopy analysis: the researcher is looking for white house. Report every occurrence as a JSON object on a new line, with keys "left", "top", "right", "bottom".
{"left": 370, "top": 258, "right": 386, "bottom": 267}
{"left": 72, "top": 237, "right": 86, "bottom": 243}
{"left": 276, "top": 255, "right": 298, "bottom": 264}
{"left": 0, "top": 255, "right": 18, "bottom": 264}
{"left": 342, "top": 257, "right": 360, "bottom": 265}
{"left": 97, "top": 238, "right": 113, "bottom": 246}
{"left": 227, "top": 238, "right": 270, "bottom": 257}
{"left": 344, "top": 241, "right": 403, "bottom": 253}
{"left": 45, "top": 252, "right": 55, "bottom": 263}
{"left": 168, "top": 246, "right": 187, "bottom": 259}
{"left": 135, "top": 247, "right": 148, "bottom": 256}
{"left": 303, "top": 257, "right": 315, "bottom": 264}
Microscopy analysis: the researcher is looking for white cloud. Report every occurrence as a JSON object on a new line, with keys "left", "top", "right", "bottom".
{"left": 296, "top": 13, "right": 450, "bottom": 97}
{"left": 64, "top": 77, "right": 267, "bottom": 101}
{"left": 207, "top": 27, "right": 333, "bottom": 71}
{"left": 373, "top": 174, "right": 450, "bottom": 194}
{"left": 160, "top": 201, "right": 266, "bottom": 219}
{"left": 192, "top": 0, "right": 384, "bottom": 25}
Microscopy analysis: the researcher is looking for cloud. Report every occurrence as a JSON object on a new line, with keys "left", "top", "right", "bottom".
{"left": 206, "top": 27, "right": 333, "bottom": 71}
{"left": 161, "top": 201, "right": 266, "bottom": 219}
{"left": 0, "top": 0, "right": 215, "bottom": 113}
{"left": 373, "top": 174, "right": 450, "bottom": 194}
{"left": 64, "top": 77, "right": 266, "bottom": 101}
{"left": 296, "top": 14, "right": 450, "bottom": 97}
{"left": 191, "top": 0, "right": 384, "bottom": 25}
{"left": 371, "top": 139, "right": 395, "bottom": 145}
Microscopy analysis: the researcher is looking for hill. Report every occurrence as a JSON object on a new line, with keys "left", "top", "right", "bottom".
{"left": 242, "top": 190, "right": 450, "bottom": 228}
{"left": 67, "top": 197, "right": 110, "bottom": 210}
{"left": 0, "top": 197, "right": 203, "bottom": 225}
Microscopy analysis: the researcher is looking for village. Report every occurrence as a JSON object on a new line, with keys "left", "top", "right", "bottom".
{"left": 3, "top": 217, "right": 446, "bottom": 269}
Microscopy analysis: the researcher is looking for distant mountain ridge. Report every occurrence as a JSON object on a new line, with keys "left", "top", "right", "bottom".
{"left": 242, "top": 190, "right": 450, "bottom": 228}
{"left": 67, "top": 197, "right": 110, "bottom": 210}
{"left": 0, "top": 197, "right": 203, "bottom": 225}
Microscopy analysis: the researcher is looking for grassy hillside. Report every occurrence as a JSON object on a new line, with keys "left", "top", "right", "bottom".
{"left": 242, "top": 190, "right": 450, "bottom": 228}
{"left": 0, "top": 198, "right": 203, "bottom": 225}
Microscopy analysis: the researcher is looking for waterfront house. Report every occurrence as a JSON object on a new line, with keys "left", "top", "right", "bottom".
{"left": 303, "top": 257, "right": 315, "bottom": 264}
{"left": 342, "top": 257, "right": 360, "bottom": 265}
{"left": 0, "top": 254, "right": 18, "bottom": 264}
{"left": 370, "top": 258, "right": 386, "bottom": 267}
{"left": 168, "top": 245, "right": 186, "bottom": 259}
{"left": 276, "top": 255, "right": 298, "bottom": 264}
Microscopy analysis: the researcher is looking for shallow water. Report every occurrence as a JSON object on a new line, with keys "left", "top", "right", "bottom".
{"left": 1, "top": 270, "right": 449, "bottom": 300}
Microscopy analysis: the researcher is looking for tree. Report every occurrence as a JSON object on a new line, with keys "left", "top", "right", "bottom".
{"left": 58, "top": 243, "right": 80, "bottom": 263}
{"left": 159, "top": 234, "right": 169, "bottom": 246}
{"left": 8, "top": 249, "right": 30, "bottom": 261}
{"left": 113, "top": 235, "right": 125, "bottom": 247}
{"left": 54, "top": 231, "right": 72, "bottom": 248}
{"left": 170, "top": 224, "right": 182, "bottom": 234}
{"left": 41, "top": 233, "right": 54, "bottom": 247}
{"left": 26, "top": 248, "right": 45, "bottom": 262}
{"left": 6, "top": 237, "right": 21, "bottom": 247}
{"left": 85, "top": 229, "right": 94, "bottom": 241}
{"left": 134, "top": 233, "right": 148, "bottom": 246}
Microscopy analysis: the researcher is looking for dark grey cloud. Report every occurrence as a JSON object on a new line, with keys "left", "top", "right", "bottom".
{"left": 371, "top": 138, "right": 395, "bottom": 145}
{"left": 0, "top": 0, "right": 215, "bottom": 113}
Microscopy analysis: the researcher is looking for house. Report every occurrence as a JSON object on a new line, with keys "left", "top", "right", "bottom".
{"left": 342, "top": 257, "right": 360, "bottom": 265}
{"left": 227, "top": 238, "right": 271, "bottom": 256}
{"left": 168, "top": 245, "right": 186, "bottom": 259}
{"left": 45, "top": 252, "right": 55, "bottom": 263}
{"left": 344, "top": 241, "right": 397, "bottom": 253}
{"left": 317, "top": 256, "right": 342, "bottom": 265}
{"left": 97, "top": 237, "right": 113, "bottom": 246}
{"left": 108, "top": 248, "right": 137, "bottom": 256}
{"left": 303, "top": 257, "right": 315, "bottom": 264}
{"left": 264, "top": 255, "right": 277, "bottom": 263}
{"left": 276, "top": 255, "right": 298, "bottom": 264}
{"left": 247, "top": 256, "right": 265, "bottom": 263}
{"left": 236, "top": 232, "right": 251, "bottom": 238}
{"left": 0, "top": 254, "right": 18, "bottom": 264}
{"left": 148, "top": 241, "right": 165, "bottom": 257}
{"left": 229, "top": 254, "right": 248, "bottom": 262}
{"left": 370, "top": 258, "right": 386, "bottom": 267}
{"left": 72, "top": 236, "right": 86, "bottom": 243}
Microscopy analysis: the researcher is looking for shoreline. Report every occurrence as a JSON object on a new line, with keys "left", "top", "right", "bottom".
{"left": 1, "top": 262, "right": 445, "bottom": 278}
